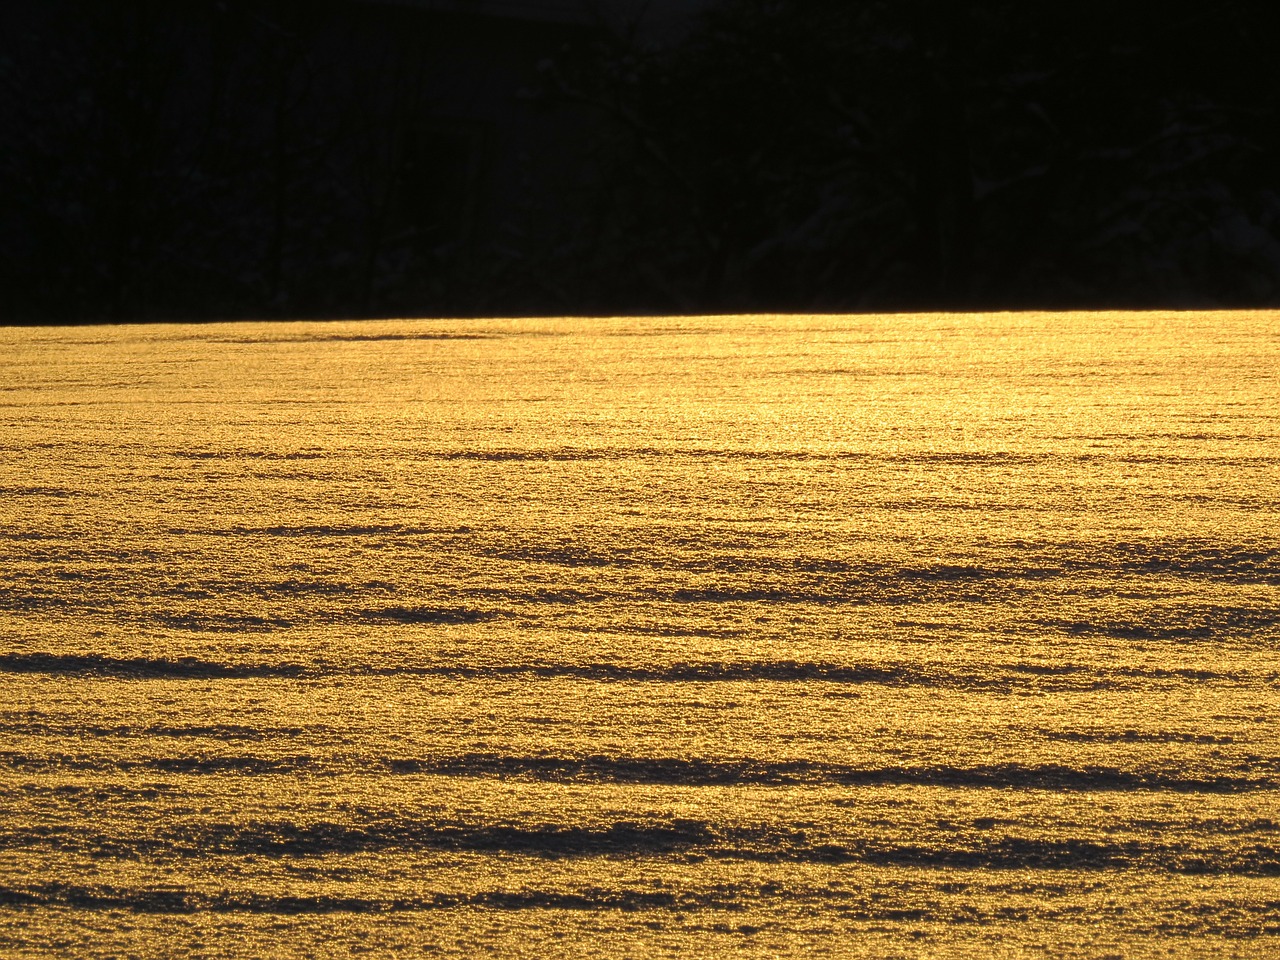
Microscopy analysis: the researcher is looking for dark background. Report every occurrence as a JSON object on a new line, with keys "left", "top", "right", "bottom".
{"left": 3, "top": 0, "right": 1277, "bottom": 323}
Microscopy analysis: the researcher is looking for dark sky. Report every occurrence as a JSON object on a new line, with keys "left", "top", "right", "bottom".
{"left": 2, "top": 0, "right": 1277, "bottom": 322}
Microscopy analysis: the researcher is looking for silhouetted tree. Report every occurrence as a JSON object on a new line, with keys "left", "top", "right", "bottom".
{"left": 532, "top": 0, "right": 1280, "bottom": 310}
{"left": 1, "top": 0, "right": 1276, "bottom": 320}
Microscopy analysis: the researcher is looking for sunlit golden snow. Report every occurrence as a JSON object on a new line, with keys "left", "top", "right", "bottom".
{"left": 1, "top": 313, "right": 1278, "bottom": 957}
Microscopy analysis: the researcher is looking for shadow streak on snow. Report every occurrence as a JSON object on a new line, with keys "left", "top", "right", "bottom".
{"left": 0, "top": 882, "right": 727, "bottom": 914}
{"left": 3, "top": 750, "right": 1273, "bottom": 794}
{"left": 2, "top": 819, "right": 1277, "bottom": 874}
{"left": 209, "top": 332, "right": 499, "bottom": 344}
{"left": 0, "top": 653, "right": 1258, "bottom": 690}
{"left": 0, "top": 653, "right": 305, "bottom": 679}
{"left": 384, "top": 755, "right": 1277, "bottom": 793}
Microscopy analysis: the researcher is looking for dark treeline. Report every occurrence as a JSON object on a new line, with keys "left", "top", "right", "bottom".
{"left": 2, "top": 0, "right": 1277, "bottom": 322}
